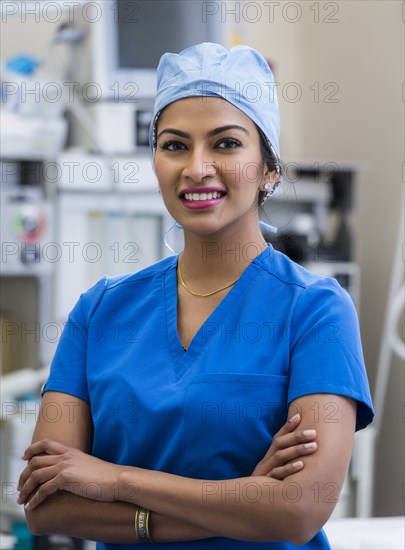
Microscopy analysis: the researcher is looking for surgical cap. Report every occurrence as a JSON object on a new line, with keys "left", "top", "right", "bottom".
{"left": 149, "top": 42, "right": 280, "bottom": 161}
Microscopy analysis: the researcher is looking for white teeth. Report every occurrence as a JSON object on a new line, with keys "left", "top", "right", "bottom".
{"left": 183, "top": 191, "right": 225, "bottom": 201}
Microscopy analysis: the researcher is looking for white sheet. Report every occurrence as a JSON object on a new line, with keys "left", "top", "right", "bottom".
{"left": 323, "top": 517, "right": 404, "bottom": 549}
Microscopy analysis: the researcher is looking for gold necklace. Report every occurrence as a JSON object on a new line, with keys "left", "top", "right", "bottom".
{"left": 177, "top": 255, "right": 240, "bottom": 298}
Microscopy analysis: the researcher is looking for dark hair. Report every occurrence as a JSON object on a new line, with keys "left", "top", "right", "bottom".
{"left": 255, "top": 124, "right": 283, "bottom": 207}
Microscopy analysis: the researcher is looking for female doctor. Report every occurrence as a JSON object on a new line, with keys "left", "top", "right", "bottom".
{"left": 18, "top": 44, "right": 374, "bottom": 548}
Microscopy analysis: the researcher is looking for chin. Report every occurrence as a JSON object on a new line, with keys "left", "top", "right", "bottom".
{"left": 182, "top": 219, "right": 228, "bottom": 239}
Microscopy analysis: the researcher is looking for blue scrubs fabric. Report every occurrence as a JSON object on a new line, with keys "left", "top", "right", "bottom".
{"left": 43, "top": 246, "right": 374, "bottom": 549}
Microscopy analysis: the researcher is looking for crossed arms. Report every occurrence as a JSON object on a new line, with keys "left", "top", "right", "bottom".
{"left": 19, "top": 390, "right": 356, "bottom": 545}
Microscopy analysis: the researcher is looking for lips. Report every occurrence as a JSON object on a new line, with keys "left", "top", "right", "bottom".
{"left": 179, "top": 187, "right": 227, "bottom": 210}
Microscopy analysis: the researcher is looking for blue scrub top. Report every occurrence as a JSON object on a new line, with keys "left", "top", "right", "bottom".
{"left": 43, "top": 245, "right": 374, "bottom": 549}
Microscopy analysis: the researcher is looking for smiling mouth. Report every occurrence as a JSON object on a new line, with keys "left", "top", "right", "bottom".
{"left": 181, "top": 191, "right": 227, "bottom": 202}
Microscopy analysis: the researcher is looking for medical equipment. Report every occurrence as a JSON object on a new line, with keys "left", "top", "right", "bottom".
{"left": 89, "top": 0, "right": 226, "bottom": 100}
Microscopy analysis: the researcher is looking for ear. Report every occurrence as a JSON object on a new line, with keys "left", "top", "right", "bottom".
{"left": 263, "top": 168, "right": 279, "bottom": 184}
{"left": 260, "top": 167, "right": 279, "bottom": 193}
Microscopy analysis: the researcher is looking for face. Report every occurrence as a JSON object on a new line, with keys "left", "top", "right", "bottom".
{"left": 154, "top": 97, "right": 276, "bottom": 239}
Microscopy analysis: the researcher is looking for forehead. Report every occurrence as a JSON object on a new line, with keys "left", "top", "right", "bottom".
{"left": 157, "top": 96, "right": 256, "bottom": 131}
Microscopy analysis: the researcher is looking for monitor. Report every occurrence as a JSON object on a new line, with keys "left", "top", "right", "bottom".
{"left": 92, "top": 0, "right": 226, "bottom": 100}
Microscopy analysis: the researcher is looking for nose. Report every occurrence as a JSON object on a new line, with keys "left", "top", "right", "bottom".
{"left": 181, "top": 147, "right": 216, "bottom": 182}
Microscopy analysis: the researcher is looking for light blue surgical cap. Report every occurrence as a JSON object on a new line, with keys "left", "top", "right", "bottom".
{"left": 149, "top": 43, "right": 280, "bottom": 162}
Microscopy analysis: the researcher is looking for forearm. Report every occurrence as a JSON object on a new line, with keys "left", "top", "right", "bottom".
{"left": 25, "top": 491, "right": 216, "bottom": 543}
{"left": 119, "top": 468, "right": 303, "bottom": 544}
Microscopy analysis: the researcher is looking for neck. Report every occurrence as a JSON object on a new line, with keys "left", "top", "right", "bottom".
{"left": 179, "top": 222, "right": 268, "bottom": 288}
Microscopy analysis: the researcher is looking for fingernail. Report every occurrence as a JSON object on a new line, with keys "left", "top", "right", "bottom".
{"left": 292, "top": 461, "right": 303, "bottom": 467}
{"left": 304, "top": 442, "right": 317, "bottom": 449}
{"left": 24, "top": 502, "right": 31, "bottom": 510}
{"left": 288, "top": 413, "right": 300, "bottom": 422}
{"left": 303, "top": 429, "right": 316, "bottom": 436}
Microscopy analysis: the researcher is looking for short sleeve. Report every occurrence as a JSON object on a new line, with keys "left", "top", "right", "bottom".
{"left": 42, "top": 277, "right": 108, "bottom": 402}
{"left": 288, "top": 277, "right": 374, "bottom": 431}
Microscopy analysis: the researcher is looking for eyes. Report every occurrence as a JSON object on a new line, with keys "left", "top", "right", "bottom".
{"left": 158, "top": 137, "right": 241, "bottom": 152}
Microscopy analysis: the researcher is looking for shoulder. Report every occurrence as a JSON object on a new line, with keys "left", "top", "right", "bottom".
{"left": 255, "top": 246, "right": 356, "bottom": 322}
{"left": 258, "top": 245, "right": 346, "bottom": 296}
{"left": 105, "top": 254, "right": 177, "bottom": 290}
{"left": 76, "top": 255, "right": 177, "bottom": 322}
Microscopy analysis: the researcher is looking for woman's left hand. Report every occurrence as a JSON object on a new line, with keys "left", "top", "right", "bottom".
{"left": 251, "top": 414, "right": 317, "bottom": 479}
{"left": 17, "top": 439, "right": 131, "bottom": 510}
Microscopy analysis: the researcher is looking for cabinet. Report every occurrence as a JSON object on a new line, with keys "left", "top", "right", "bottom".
{"left": 0, "top": 160, "right": 57, "bottom": 536}
{"left": 261, "top": 162, "right": 360, "bottom": 305}
{"left": 1, "top": 163, "right": 56, "bottom": 373}
{"left": 50, "top": 150, "right": 174, "bottom": 321}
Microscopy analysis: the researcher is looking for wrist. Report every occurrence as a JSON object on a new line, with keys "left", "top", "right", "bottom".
{"left": 117, "top": 466, "right": 141, "bottom": 504}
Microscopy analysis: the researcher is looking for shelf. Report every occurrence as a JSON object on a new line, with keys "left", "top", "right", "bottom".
{"left": 0, "top": 112, "right": 67, "bottom": 162}
{"left": 272, "top": 179, "right": 331, "bottom": 203}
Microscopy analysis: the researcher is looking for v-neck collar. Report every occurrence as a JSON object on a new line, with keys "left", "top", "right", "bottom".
{"left": 163, "top": 245, "right": 272, "bottom": 378}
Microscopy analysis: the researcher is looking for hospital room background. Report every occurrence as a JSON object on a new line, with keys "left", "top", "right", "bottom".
{"left": 0, "top": 1, "right": 403, "bottom": 548}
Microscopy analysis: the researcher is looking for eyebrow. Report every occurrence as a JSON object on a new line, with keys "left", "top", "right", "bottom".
{"left": 157, "top": 125, "right": 250, "bottom": 140}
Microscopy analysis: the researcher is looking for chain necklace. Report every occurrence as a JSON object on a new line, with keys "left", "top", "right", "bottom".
{"left": 177, "top": 255, "right": 240, "bottom": 298}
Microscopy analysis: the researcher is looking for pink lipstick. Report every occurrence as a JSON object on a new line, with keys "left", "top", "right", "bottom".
{"left": 179, "top": 187, "right": 227, "bottom": 210}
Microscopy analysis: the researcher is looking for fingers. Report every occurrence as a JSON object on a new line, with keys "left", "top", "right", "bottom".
{"left": 256, "top": 414, "right": 302, "bottom": 465}
{"left": 18, "top": 439, "right": 66, "bottom": 505}
{"left": 17, "top": 457, "right": 61, "bottom": 505}
{"left": 274, "top": 413, "right": 302, "bottom": 439}
{"left": 18, "top": 453, "right": 58, "bottom": 492}
{"left": 273, "top": 428, "right": 317, "bottom": 452}
{"left": 22, "top": 438, "right": 66, "bottom": 461}
{"left": 23, "top": 478, "right": 61, "bottom": 510}
{"left": 266, "top": 440, "right": 317, "bottom": 479}
{"left": 268, "top": 460, "right": 304, "bottom": 480}
{"left": 252, "top": 425, "right": 318, "bottom": 478}
{"left": 18, "top": 464, "right": 61, "bottom": 507}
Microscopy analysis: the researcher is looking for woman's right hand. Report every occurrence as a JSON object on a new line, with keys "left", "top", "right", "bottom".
{"left": 251, "top": 414, "right": 317, "bottom": 480}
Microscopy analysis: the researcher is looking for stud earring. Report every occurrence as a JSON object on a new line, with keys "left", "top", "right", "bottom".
{"left": 261, "top": 181, "right": 279, "bottom": 202}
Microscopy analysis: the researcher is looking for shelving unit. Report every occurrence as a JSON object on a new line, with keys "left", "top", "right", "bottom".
{"left": 261, "top": 162, "right": 360, "bottom": 306}
{"left": 1, "top": 164, "right": 56, "bottom": 371}
{"left": 0, "top": 158, "right": 57, "bottom": 540}
{"left": 54, "top": 189, "right": 169, "bottom": 322}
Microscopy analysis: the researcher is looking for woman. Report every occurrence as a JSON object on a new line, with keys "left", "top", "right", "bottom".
{"left": 18, "top": 43, "right": 374, "bottom": 548}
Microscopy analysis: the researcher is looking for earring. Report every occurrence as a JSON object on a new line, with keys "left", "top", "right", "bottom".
{"left": 261, "top": 181, "right": 279, "bottom": 204}
{"left": 263, "top": 182, "right": 275, "bottom": 197}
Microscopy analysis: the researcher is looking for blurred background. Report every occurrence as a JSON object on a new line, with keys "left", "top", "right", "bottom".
{"left": 1, "top": 1, "right": 403, "bottom": 548}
